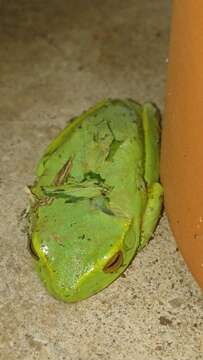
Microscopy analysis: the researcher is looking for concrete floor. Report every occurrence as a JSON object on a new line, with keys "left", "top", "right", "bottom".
{"left": 0, "top": 1, "right": 202, "bottom": 359}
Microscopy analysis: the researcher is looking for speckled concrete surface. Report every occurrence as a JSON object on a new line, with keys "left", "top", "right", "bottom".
{"left": 0, "top": 1, "right": 202, "bottom": 359}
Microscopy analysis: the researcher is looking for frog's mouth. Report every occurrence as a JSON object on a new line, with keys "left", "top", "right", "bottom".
{"left": 27, "top": 234, "right": 39, "bottom": 260}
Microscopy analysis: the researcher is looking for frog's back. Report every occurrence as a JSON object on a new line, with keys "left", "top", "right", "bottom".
{"left": 35, "top": 99, "right": 145, "bottom": 198}
{"left": 30, "top": 99, "right": 149, "bottom": 301}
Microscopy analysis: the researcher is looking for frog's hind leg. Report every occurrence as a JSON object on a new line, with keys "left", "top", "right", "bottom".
{"left": 139, "top": 103, "right": 164, "bottom": 249}
{"left": 140, "top": 182, "right": 163, "bottom": 248}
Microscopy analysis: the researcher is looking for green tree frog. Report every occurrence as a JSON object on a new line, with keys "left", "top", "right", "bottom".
{"left": 28, "top": 99, "right": 163, "bottom": 302}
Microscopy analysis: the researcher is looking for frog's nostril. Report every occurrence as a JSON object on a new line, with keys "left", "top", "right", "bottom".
{"left": 103, "top": 251, "right": 123, "bottom": 273}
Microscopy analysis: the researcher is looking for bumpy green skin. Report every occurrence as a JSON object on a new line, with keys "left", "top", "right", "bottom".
{"left": 28, "top": 99, "right": 163, "bottom": 302}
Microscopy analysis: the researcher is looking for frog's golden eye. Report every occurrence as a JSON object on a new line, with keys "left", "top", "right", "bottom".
{"left": 103, "top": 251, "right": 123, "bottom": 273}
{"left": 27, "top": 235, "right": 39, "bottom": 260}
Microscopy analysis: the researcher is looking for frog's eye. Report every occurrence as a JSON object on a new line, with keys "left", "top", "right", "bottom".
{"left": 103, "top": 251, "right": 123, "bottom": 273}
{"left": 27, "top": 236, "right": 39, "bottom": 260}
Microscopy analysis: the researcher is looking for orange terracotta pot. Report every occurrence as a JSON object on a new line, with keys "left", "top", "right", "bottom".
{"left": 161, "top": 0, "right": 203, "bottom": 289}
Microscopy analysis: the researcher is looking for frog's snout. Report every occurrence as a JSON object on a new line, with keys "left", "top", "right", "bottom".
{"left": 103, "top": 250, "right": 123, "bottom": 273}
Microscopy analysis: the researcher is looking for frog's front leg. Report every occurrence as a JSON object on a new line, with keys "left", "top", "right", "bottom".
{"left": 139, "top": 103, "right": 164, "bottom": 248}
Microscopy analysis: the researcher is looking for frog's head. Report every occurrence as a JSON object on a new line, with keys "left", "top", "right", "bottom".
{"left": 28, "top": 201, "right": 136, "bottom": 302}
